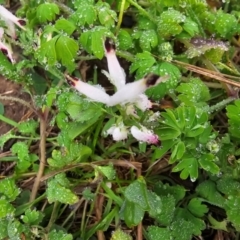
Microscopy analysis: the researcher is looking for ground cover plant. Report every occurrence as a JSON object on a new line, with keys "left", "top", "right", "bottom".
{"left": 1, "top": 0, "right": 240, "bottom": 239}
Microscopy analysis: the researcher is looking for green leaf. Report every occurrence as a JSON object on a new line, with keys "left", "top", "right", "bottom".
{"left": 80, "top": 26, "right": 113, "bottom": 58}
{"left": 67, "top": 104, "right": 103, "bottom": 122}
{"left": 0, "top": 199, "right": 14, "bottom": 218}
{"left": 225, "top": 196, "right": 240, "bottom": 230}
{"left": 123, "top": 200, "right": 145, "bottom": 227}
{"left": 38, "top": 35, "right": 58, "bottom": 66}
{"left": 154, "top": 182, "right": 186, "bottom": 203}
{"left": 111, "top": 229, "right": 132, "bottom": 240}
{"left": 124, "top": 177, "right": 161, "bottom": 214}
{"left": 152, "top": 140, "right": 175, "bottom": 160}
{"left": 71, "top": 5, "right": 97, "bottom": 25}
{"left": 158, "top": 9, "right": 186, "bottom": 38}
{"left": 11, "top": 142, "right": 33, "bottom": 171}
{"left": 130, "top": 51, "right": 156, "bottom": 77}
{"left": 199, "top": 153, "right": 220, "bottom": 174}
{"left": 208, "top": 214, "right": 228, "bottom": 231}
{"left": 55, "top": 19, "right": 76, "bottom": 35}
{"left": 147, "top": 226, "right": 171, "bottom": 240}
{"left": 170, "top": 140, "right": 185, "bottom": 163}
{"left": 188, "top": 198, "right": 208, "bottom": 218}
{"left": 48, "top": 229, "right": 73, "bottom": 240}
{"left": 171, "top": 219, "right": 195, "bottom": 240}
{"left": 186, "top": 38, "right": 228, "bottom": 60}
{"left": 66, "top": 114, "right": 103, "bottom": 139}
{"left": 117, "top": 29, "right": 132, "bottom": 50}
{"left": 157, "top": 126, "right": 181, "bottom": 140}
{"left": 0, "top": 132, "right": 15, "bottom": 148}
{"left": 174, "top": 208, "right": 205, "bottom": 235}
{"left": 48, "top": 142, "right": 92, "bottom": 168}
{"left": 139, "top": 29, "right": 158, "bottom": 51}
{"left": 172, "top": 157, "right": 198, "bottom": 182}
{"left": 55, "top": 35, "right": 78, "bottom": 72}
{"left": 146, "top": 62, "right": 181, "bottom": 100}
{"left": 196, "top": 180, "right": 225, "bottom": 208}
{"left": 154, "top": 195, "right": 175, "bottom": 225}
{"left": 95, "top": 164, "right": 116, "bottom": 180}
{"left": 22, "top": 209, "right": 44, "bottom": 225}
{"left": 182, "top": 18, "right": 199, "bottom": 37}
{"left": 96, "top": 2, "right": 117, "bottom": 27}
{"left": 0, "top": 178, "right": 20, "bottom": 201}
{"left": 0, "top": 219, "right": 8, "bottom": 239}
{"left": 226, "top": 100, "right": 240, "bottom": 139}
{"left": 46, "top": 174, "right": 78, "bottom": 204}
{"left": 36, "top": 3, "right": 59, "bottom": 23}
{"left": 217, "top": 177, "right": 240, "bottom": 196}
{"left": 73, "top": 0, "right": 94, "bottom": 8}
{"left": 215, "top": 11, "right": 238, "bottom": 38}
{"left": 176, "top": 78, "right": 210, "bottom": 106}
{"left": 18, "top": 119, "right": 38, "bottom": 135}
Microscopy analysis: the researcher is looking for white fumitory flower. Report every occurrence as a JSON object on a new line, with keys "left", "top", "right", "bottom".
{"left": 130, "top": 126, "right": 159, "bottom": 144}
{"left": 107, "top": 122, "right": 128, "bottom": 141}
{"left": 66, "top": 38, "right": 169, "bottom": 108}
{"left": 0, "top": 5, "right": 26, "bottom": 39}
{"left": 0, "top": 27, "right": 14, "bottom": 62}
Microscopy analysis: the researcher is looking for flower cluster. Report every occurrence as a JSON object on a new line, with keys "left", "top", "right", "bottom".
{"left": 0, "top": 5, "right": 26, "bottom": 63}
{"left": 67, "top": 39, "right": 168, "bottom": 144}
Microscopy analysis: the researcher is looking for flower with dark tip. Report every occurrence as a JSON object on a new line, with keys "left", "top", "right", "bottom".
{"left": 66, "top": 38, "right": 168, "bottom": 108}
{"left": 0, "top": 5, "right": 26, "bottom": 39}
{"left": 66, "top": 38, "right": 168, "bottom": 144}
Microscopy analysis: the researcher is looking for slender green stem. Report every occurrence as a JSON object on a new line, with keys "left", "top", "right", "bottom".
{"left": 46, "top": 201, "right": 61, "bottom": 232}
{"left": 76, "top": 55, "right": 97, "bottom": 61}
{"left": 116, "top": 0, "right": 126, "bottom": 34}
{"left": 205, "top": 97, "right": 236, "bottom": 113}
{"left": 126, "top": 0, "right": 156, "bottom": 22}
{"left": 0, "top": 114, "right": 18, "bottom": 127}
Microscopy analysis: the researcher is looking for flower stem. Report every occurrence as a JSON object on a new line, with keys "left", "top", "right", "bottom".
{"left": 204, "top": 97, "right": 236, "bottom": 113}
{"left": 126, "top": 0, "right": 156, "bottom": 22}
{"left": 116, "top": 0, "right": 126, "bottom": 34}
{"left": 0, "top": 114, "right": 18, "bottom": 127}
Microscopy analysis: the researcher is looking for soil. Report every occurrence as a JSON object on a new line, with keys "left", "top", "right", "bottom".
{"left": 0, "top": 76, "right": 31, "bottom": 135}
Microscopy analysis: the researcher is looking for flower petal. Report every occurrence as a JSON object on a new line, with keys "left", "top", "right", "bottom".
{"left": 0, "top": 27, "right": 4, "bottom": 39}
{"left": 0, "top": 6, "right": 26, "bottom": 29}
{"left": 0, "top": 6, "right": 26, "bottom": 39}
{"left": 0, "top": 41, "right": 14, "bottom": 63}
{"left": 66, "top": 75, "right": 110, "bottom": 104}
{"left": 104, "top": 38, "right": 126, "bottom": 89}
{"left": 134, "top": 94, "right": 152, "bottom": 111}
{"left": 108, "top": 74, "right": 163, "bottom": 106}
{"left": 106, "top": 123, "right": 128, "bottom": 141}
{"left": 130, "top": 125, "right": 159, "bottom": 144}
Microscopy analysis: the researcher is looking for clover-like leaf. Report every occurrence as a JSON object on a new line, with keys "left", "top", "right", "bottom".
{"left": 46, "top": 174, "right": 78, "bottom": 204}
{"left": 55, "top": 19, "right": 76, "bottom": 35}
{"left": 22, "top": 209, "right": 44, "bottom": 225}
{"left": 172, "top": 157, "right": 198, "bottom": 182}
{"left": 36, "top": 3, "right": 59, "bottom": 23}
{"left": 196, "top": 180, "right": 225, "bottom": 208}
{"left": 55, "top": 35, "right": 78, "bottom": 72}
{"left": 0, "top": 178, "right": 20, "bottom": 201}
{"left": 188, "top": 198, "right": 208, "bottom": 218}
{"left": 48, "top": 229, "right": 73, "bottom": 240}
{"left": 147, "top": 226, "right": 171, "bottom": 240}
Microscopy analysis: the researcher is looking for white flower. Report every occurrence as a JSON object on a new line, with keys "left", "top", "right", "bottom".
{"left": 107, "top": 122, "right": 128, "bottom": 141}
{"left": 0, "top": 5, "right": 26, "bottom": 39}
{"left": 148, "top": 112, "right": 160, "bottom": 122}
{"left": 66, "top": 38, "right": 169, "bottom": 108}
{"left": 0, "top": 27, "right": 14, "bottom": 62}
{"left": 130, "top": 125, "right": 159, "bottom": 144}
